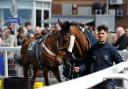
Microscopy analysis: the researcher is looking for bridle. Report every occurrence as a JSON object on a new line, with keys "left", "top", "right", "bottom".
{"left": 40, "top": 32, "right": 72, "bottom": 65}
{"left": 56, "top": 32, "right": 70, "bottom": 51}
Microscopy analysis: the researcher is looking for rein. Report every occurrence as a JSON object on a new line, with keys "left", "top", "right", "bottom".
{"left": 41, "top": 33, "right": 68, "bottom": 57}
{"left": 41, "top": 43, "right": 55, "bottom": 56}
{"left": 56, "top": 39, "right": 69, "bottom": 51}
{"left": 39, "top": 33, "right": 72, "bottom": 65}
{"left": 64, "top": 59, "right": 80, "bottom": 79}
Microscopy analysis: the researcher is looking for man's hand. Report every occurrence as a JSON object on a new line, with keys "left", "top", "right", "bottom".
{"left": 73, "top": 67, "right": 80, "bottom": 73}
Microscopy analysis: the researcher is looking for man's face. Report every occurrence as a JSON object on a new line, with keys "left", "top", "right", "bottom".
{"left": 27, "top": 25, "right": 32, "bottom": 30}
{"left": 98, "top": 30, "right": 108, "bottom": 43}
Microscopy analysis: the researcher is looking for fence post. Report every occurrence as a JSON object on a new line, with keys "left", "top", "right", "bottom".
{"left": 4, "top": 50, "right": 8, "bottom": 77}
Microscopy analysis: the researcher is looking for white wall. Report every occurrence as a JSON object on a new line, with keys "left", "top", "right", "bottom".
{"left": 62, "top": 4, "right": 72, "bottom": 15}
{"left": 78, "top": 6, "right": 92, "bottom": 16}
{"left": 95, "top": 15, "right": 115, "bottom": 32}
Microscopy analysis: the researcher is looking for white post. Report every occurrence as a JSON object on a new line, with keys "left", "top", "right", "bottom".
{"left": 13, "top": 0, "right": 18, "bottom": 47}
{"left": 32, "top": 1, "right": 36, "bottom": 28}
{"left": 11, "top": 0, "right": 18, "bottom": 47}
{"left": 4, "top": 50, "right": 8, "bottom": 77}
{"left": 106, "top": 0, "right": 109, "bottom": 15}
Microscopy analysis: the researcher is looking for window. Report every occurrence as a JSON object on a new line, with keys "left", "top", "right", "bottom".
{"left": 18, "top": 9, "right": 32, "bottom": 24}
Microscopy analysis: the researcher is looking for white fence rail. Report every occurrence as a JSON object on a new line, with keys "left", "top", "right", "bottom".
{"left": 0, "top": 47, "right": 128, "bottom": 89}
{"left": 0, "top": 46, "right": 21, "bottom": 77}
{"left": 39, "top": 61, "right": 128, "bottom": 89}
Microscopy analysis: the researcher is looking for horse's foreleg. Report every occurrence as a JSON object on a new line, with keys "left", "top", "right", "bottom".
{"left": 43, "top": 71, "right": 49, "bottom": 86}
{"left": 53, "top": 68, "right": 62, "bottom": 83}
{"left": 31, "top": 67, "right": 37, "bottom": 89}
{"left": 32, "top": 67, "right": 37, "bottom": 79}
{"left": 23, "top": 64, "right": 29, "bottom": 78}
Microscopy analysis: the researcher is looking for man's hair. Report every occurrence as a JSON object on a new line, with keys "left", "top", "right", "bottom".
{"left": 97, "top": 24, "right": 108, "bottom": 33}
{"left": 25, "top": 22, "right": 31, "bottom": 26}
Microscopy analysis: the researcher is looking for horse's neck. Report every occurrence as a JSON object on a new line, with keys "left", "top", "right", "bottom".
{"left": 71, "top": 26, "right": 89, "bottom": 56}
{"left": 44, "top": 34, "right": 58, "bottom": 52}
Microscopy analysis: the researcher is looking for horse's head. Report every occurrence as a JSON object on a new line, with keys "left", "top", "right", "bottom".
{"left": 58, "top": 20, "right": 71, "bottom": 41}
{"left": 56, "top": 20, "right": 76, "bottom": 60}
{"left": 58, "top": 20, "right": 90, "bottom": 59}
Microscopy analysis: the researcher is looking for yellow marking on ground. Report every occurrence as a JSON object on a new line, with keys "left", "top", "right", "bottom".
{"left": 34, "top": 82, "right": 44, "bottom": 89}
{"left": 0, "top": 80, "right": 2, "bottom": 89}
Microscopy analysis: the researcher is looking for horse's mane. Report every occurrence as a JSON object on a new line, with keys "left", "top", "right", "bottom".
{"left": 70, "top": 23, "right": 90, "bottom": 57}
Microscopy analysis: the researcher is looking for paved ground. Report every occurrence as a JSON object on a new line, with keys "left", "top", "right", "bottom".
{"left": 0, "top": 76, "right": 127, "bottom": 89}
{"left": 39, "top": 77, "right": 127, "bottom": 89}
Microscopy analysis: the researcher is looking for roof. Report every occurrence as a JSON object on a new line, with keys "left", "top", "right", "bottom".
{"left": 42, "top": 15, "right": 94, "bottom": 24}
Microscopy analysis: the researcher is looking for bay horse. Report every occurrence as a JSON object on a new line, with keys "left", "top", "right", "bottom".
{"left": 20, "top": 20, "right": 93, "bottom": 87}
{"left": 58, "top": 21, "right": 90, "bottom": 57}
{"left": 20, "top": 22, "right": 72, "bottom": 86}
{"left": 58, "top": 21, "right": 93, "bottom": 79}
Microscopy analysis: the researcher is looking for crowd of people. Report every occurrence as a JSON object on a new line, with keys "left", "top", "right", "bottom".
{"left": 0, "top": 21, "right": 128, "bottom": 89}
{"left": 0, "top": 22, "right": 128, "bottom": 50}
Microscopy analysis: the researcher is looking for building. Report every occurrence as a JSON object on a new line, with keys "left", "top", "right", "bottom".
{"left": 0, "top": 0, "right": 128, "bottom": 30}
{"left": 0, "top": 0, "right": 52, "bottom": 28}
{"left": 51, "top": 0, "right": 128, "bottom": 30}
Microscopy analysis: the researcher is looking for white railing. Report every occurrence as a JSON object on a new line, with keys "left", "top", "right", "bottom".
{"left": 38, "top": 61, "right": 128, "bottom": 89}
{"left": 0, "top": 47, "right": 128, "bottom": 89}
{"left": 0, "top": 46, "right": 21, "bottom": 77}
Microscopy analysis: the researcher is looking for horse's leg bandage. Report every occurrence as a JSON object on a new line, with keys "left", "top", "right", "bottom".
{"left": 68, "top": 35, "right": 75, "bottom": 52}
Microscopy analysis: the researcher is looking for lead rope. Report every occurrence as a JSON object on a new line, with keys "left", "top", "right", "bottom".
{"left": 72, "top": 63, "right": 75, "bottom": 79}
{"left": 71, "top": 63, "right": 79, "bottom": 79}
{"left": 65, "top": 60, "right": 79, "bottom": 79}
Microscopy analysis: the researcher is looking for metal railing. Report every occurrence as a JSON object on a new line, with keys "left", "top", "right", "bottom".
{"left": 0, "top": 46, "right": 21, "bottom": 77}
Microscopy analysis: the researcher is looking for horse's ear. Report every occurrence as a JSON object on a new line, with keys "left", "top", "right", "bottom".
{"left": 58, "top": 19, "right": 62, "bottom": 28}
{"left": 66, "top": 21, "right": 70, "bottom": 32}
{"left": 58, "top": 19, "right": 60, "bottom": 23}
{"left": 66, "top": 21, "right": 70, "bottom": 26}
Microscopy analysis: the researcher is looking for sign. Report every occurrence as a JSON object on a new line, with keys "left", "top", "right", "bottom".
{"left": 7, "top": 17, "right": 21, "bottom": 24}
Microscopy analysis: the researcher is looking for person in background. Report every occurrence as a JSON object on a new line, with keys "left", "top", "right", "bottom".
{"left": 23, "top": 22, "right": 35, "bottom": 38}
{"left": 125, "top": 28, "right": 128, "bottom": 50}
{"left": 0, "top": 28, "right": 3, "bottom": 45}
{"left": 34, "top": 26, "right": 42, "bottom": 38}
{"left": 24, "top": 22, "right": 35, "bottom": 38}
{"left": 91, "top": 27, "right": 98, "bottom": 41}
{"left": 1, "top": 28, "right": 15, "bottom": 47}
{"left": 1, "top": 28, "right": 15, "bottom": 59}
{"left": 125, "top": 28, "right": 128, "bottom": 37}
{"left": 7, "top": 23, "right": 15, "bottom": 35}
{"left": 41, "top": 24, "right": 51, "bottom": 35}
{"left": 114, "top": 27, "right": 128, "bottom": 50}
{"left": 107, "top": 32, "right": 118, "bottom": 45}
{"left": 17, "top": 27, "right": 25, "bottom": 46}
{"left": 74, "top": 24, "right": 123, "bottom": 89}
{"left": 23, "top": 22, "right": 28, "bottom": 36}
